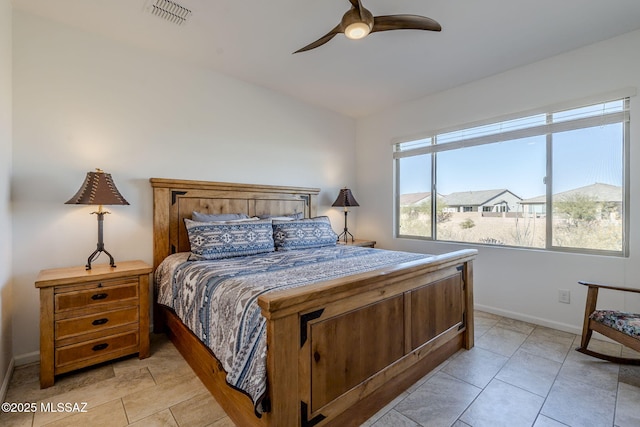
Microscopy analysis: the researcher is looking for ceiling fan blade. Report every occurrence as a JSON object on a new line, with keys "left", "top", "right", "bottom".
{"left": 346, "top": 0, "right": 371, "bottom": 24}
{"left": 371, "top": 15, "right": 442, "bottom": 33}
{"left": 294, "top": 25, "right": 342, "bottom": 53}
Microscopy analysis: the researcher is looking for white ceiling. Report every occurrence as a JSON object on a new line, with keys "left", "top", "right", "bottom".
{"left": 12, "top": 0, "right": 640, "bottom": 118}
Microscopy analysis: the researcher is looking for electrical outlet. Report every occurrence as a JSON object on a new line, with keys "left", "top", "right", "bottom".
{"left": 558, "top": 289, "right": 570, "bottom": 304}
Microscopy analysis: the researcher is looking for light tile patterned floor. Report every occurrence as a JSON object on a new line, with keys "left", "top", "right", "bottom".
{"left": 2, "top": 312, "right": 639, "bottom": 427}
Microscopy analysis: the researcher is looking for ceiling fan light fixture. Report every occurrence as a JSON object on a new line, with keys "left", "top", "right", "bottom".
{"left": 344, "top": 22, "right": 371, "bottom": 39}
{"left": 294, "top": 0, "right": 441, "bottom": 53}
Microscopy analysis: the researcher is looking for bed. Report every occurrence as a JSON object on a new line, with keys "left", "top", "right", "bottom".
{"left": 150, "top": 178, "right": 477, "bottom": 427}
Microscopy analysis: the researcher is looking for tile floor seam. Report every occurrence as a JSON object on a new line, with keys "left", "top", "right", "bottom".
{"left": 399, "top": 408, "right": 425, "bottom": 427}
{"left": 522, "top": 332, "right": 567, "bottom": 427}
{"left": 457, "top": 324, "right": 570, "bottom": 427}
{"left": 517, "top": 343, "right": 573, "bottom": 366}
{"left": 612, "top": 381, "right": 620, "bottom": 427}
{"left": 490, "top": 376, "right": 548, "bottom": 400}
{"left": 170, "top": 386, "right": 211, "bottom": 409}
{"left": 166, "top": 398, "right": 200, "bottom": 427}
{"left": 167, "top": 406, "right": 180, "bottom": 427}
{"left": 110, "top": 367, "right": 159, "bottom": 406}
{"left": 143, "top": 365, "right": 160, "bottom": 386}
{"left": 454, "top": 396, "right": 480, "bottom": 425}
{"left": 452, "top": 327, "right": 525, "bottom": 425}
{"left": 535, "top": 413, "right": 570, "bottom": 426}
{"left": 452, "top": 377, "right": 488, "bottom": 426}
{"left": 122, "top": 387, "right": 197, "bottom": 425}
{"left": 121, "top": 397, "right": 130, "bottom": 426}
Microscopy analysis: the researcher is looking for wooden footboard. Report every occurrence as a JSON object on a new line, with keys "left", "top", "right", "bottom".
{"left": 259, "top": 249, "right": 475, "bottom": 427}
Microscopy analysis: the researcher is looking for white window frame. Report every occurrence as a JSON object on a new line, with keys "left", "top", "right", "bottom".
{"left": 393, "top": 92, "right": 632, "bottom": 256}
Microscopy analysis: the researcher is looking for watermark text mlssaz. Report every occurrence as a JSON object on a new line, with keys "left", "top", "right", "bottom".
{"left": 1, "top": 402, "right": 88, "bottom": 413}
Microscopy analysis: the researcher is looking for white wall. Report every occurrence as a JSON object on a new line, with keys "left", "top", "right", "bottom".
{"left": 12, "top": 11, "right": 356, "bottom": 358}
{"left": 356, "top": 30, "right": 640, "bottom": 333}
{"left": 0, "top": 0, "right": 13, "bottom": 394}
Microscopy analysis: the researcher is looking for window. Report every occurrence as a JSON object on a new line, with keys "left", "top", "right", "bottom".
{"left": 394, "top": 97, "right": 630, "bottom": 256}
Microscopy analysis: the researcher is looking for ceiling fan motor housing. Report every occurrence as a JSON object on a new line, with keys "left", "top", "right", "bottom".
{"left": 342, "top": 7, "right": 373, "bottom": 39}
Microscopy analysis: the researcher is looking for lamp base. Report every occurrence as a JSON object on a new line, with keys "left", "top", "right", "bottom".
{"left": 85, "top": 211, "right": 117, "bottom": 270}
{"left": 86, "top": 247, "right": 116, "bottom": 270}
{"left": 337, "top": 229, "right": 355, "bottom": 243}
{"left": 337, "top": 210, "right": 355, "bottom": 243}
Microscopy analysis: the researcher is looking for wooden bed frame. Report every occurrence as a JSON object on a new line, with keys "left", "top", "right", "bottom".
{"left": 150, "top": 178, "right": 477, "bottom": 427}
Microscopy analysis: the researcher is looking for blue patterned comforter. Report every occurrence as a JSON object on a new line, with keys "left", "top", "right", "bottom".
{"left": 155, "top": 246, "right": 431, "bottom": 414}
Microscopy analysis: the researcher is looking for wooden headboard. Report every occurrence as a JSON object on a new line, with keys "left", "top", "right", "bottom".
{"left": 149, "top": 178, "right": 320, "bottom": 268}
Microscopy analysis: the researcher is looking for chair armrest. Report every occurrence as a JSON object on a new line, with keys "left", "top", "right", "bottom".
{"left": 578, "top": 281, "right": 640, "bottom": 294}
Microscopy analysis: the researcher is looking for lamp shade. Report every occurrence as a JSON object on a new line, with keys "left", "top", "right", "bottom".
{"left": 332, "top": 188, "right": 359, "bottom": 207}
{"left": 65, "top": 169, "right": 129, "bottom": 206}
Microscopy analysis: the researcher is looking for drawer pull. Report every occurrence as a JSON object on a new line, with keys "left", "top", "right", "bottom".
{"left": 92, "top": 318, "right": 109, "bottom": 326}
{"left": 92, "top": 343, "right": 109, "bottom": 351}
{"left": 91, "top": 293, "right": 108, "bottom": 300}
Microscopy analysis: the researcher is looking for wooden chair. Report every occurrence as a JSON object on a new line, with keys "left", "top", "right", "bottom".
{"left": 576, "top": 280, "right": 640, "bottom": 364}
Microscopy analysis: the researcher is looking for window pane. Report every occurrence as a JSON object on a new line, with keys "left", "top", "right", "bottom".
{"left": 396, "top": 137, "right": 431, "bottom": 153}
{"left": 437, "top": 114, "right": 546, "bottom": 144}
{"left": 436, "top": 137, "right": 546, "bottom": 247}
{"left": 398, "top": 154, "right": 432, "bottom": 238}
{"left": 551, "top": 123, "right": 624, "bottom": 252}
{"left": 552, "top": 100, "right": 624, "bottom": 123}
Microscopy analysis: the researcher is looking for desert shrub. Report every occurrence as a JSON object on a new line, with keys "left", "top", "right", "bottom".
{"left": 554, "top": 194, "right": 598, "bottom": 226}
{"left": 460, "top": 218, "right": 475, "bottom": 229}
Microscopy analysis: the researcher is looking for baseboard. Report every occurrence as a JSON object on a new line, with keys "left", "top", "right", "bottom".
{"left": 14, "top": 350, "right": 39, "bottom": 367}
{"left": 0, "top": 357, "right": 15, "bottom": 402}
{"left": 475, "top": 304, "right": 583, "bottom": 336}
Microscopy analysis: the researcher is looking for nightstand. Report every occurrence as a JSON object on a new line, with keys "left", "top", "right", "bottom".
{"left": 35, "top": 260, "right": 152, "bottom": 388}
{"left": 337, "top": 239, "right": 376, "bottom": 248}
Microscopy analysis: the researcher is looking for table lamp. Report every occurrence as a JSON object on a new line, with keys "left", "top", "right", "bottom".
{"left": 332, "top": 188, "right": 359, "bottom": 243}
{"left": 65, "top": 168, "right": 129, "bottom": 270}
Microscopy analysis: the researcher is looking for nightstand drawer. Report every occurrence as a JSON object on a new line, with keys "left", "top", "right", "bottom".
{"left": 55, "top": 306, "right": 139, "bottom": 341}
{"left": 55, "top": 279, "right": 138, "bottom": 312}
{"left": 55, "top": 330, "right": 139, "bottom": 370}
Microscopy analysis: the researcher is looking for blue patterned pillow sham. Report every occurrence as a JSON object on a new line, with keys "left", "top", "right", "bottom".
{"left": 272, "top": 216, "right": 338, "bottom": 251}
{"left": 185, "top": 218, "right": 275, "bottom": 260}
{"left": 192, "top": 211, "right": 250, "bottom": 222}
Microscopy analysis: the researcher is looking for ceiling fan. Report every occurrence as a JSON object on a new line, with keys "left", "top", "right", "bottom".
{"left": 294, "top": 0, "right": 441, "bottom": 53}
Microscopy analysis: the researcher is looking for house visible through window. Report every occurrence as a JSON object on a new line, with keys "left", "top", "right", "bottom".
{"left": 394, "top": 97, "right": 630, "bottom": 256}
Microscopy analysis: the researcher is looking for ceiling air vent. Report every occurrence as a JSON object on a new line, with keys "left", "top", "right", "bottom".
{"left": 147, "top": 0, "right": 192, "bottom": 26}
